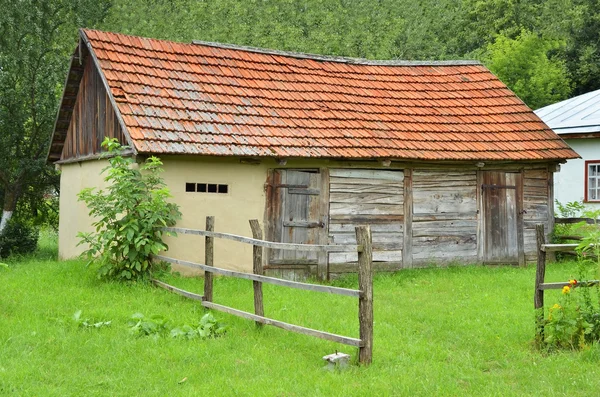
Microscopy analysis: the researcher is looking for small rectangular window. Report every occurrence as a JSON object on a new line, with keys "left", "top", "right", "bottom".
{"left": 586, "top": 161, "right": 600, "bottom": 202}
{"left": 186, "top": 182, "right": 228, "bottom": 194}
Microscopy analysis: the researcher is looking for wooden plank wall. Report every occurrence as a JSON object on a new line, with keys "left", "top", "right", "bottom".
{"left": 411, "top": 170, "right": 478, "bottom": 264}
{"left": 523, "top": 168, "right": 551, "bottom": 262}
{"left": 327, "top": 169, "right": 404, "bottom": 274}
{"left": 61, "top": 59, "right": 127, "bottom": 160}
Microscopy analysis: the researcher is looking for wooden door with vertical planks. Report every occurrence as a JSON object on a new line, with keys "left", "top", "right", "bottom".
{"left": 482, "top": 171, "right": 521, "bottom": 264}
{"left": 267, "top": 169, "right": 324, "bottom": 280}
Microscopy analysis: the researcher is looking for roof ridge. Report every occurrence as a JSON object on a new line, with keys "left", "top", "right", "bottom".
{"left": 191, "top": 39, "right": 481, "bottom": 67}
{"left": 82, "top": 28, "right": 481, "bottom": 66}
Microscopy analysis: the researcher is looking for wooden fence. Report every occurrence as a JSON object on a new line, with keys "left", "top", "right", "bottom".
{"left": 534, "top": 223, "right": 599, "bottom": 342}
{"left": 151, "top": 216, "right": 374, "bottom": 364}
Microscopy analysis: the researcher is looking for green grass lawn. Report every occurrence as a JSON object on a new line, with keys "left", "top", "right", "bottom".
{"left": 2, "top": 233, "right": 600, "bottom": 396}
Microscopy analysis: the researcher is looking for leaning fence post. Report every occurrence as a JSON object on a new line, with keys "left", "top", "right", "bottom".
{"left": 356, "top": 225, "right": 373, "bottom": 365}
{"left": 249, "top": 219, "right": 265, "bottom": 327}
{"left": 203, "top": 216, "right": 215, "bottom": 303}
{"left": 534, "top": 223, "right": 546, "bottom": 344}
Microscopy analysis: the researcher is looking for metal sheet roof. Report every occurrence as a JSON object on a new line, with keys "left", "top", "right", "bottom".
{"left": 535, "top": 89, "right": 600, "bottom": 135}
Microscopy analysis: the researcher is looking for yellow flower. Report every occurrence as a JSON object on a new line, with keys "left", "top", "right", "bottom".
{"left": 562, "top": 285, "right": 571, "bottom": 294}
{"left": 552, "top": 303, "right": 561, "bottom": 310}
{"left": 569, "top": 279, "right": 578, "bottom": 286}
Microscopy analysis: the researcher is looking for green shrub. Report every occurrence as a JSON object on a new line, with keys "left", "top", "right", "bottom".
{"left": 553, "top": 200, "right": 585, "bottom": 243}
{"left": 0, "top": 219, "right": 39, "bottom": 258}
{"left": 77, "top": 138, "right": 181, "bottom": 281}
{"left": 544, "top": 209, "right": 600, "bottom": 350}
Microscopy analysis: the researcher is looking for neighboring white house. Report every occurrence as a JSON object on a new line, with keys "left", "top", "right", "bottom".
{"left": 535, "top": 90, "right": 600, "bottom": 207}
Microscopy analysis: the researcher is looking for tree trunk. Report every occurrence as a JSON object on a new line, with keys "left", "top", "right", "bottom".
{"left": 0, "top": 188, "right": 17, "bottom": 235}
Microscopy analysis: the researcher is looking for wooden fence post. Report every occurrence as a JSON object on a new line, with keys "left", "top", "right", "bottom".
{"left": 356, "top": 225, "right": 373, "bottom": 365}
{"left": 203, "top": 216, "right": 215, "bottom": 303}
{"left": 534, "top": 223, "right": 546, "bottom": 343}
{"left": 249, "top": 219, "right": 265, "bottom": 327}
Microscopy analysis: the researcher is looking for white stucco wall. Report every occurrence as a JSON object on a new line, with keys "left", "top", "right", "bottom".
{"left": 554, "top": 138, "right": 600, "bottom": 208}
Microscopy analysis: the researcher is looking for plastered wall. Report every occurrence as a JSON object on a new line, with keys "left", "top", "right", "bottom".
{"left": 554, "top": 138, "right": 600, "bottom": 208}
{"left": 58, "top": 159, "right": 110, "bottom": 259}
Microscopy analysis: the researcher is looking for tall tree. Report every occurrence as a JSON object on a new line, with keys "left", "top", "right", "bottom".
{"left": 0, "top": 0, "right": 110, "bottom": 233}
{"left": 562, "top": 0, "right": 600, "bottom": 95}
{"left": 483, "top": 30, "right": 572, "bottom": 109}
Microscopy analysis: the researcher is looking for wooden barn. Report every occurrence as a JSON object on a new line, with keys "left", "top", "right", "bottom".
{"left": 48, "top": 29, "right": 578, "bottom": 280}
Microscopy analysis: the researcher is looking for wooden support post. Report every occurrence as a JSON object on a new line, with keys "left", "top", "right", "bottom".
{"left": 203, "top": 216, "right": 215, "bottom": 303}
{"left": 547, "top": 169, "right": 556, "bottom": 263}
{"left": 516, "top": 170, "right": 525, "bottom": 266}
{"left": 402, "top": 169, "right": 413, "bottom": 268}
{"left": 356, "top": 225, "right": 373, "bottom": 365}
{"left": 317, "top": 168, "right": 330, "bottom": 281}
{"left": 250, "top": 219, "right": 265, "bottom": 327}
{"left": 534, "top": 223, "right": 546, "bottom": 344}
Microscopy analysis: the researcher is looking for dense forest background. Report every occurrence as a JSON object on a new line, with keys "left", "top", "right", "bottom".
{"left": 0, "top": 0, "right": 599, "bottom": 233}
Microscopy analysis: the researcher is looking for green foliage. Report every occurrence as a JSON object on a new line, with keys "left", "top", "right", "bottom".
{"left": 556, "top": 200, "right": 585, "bottom": 219}
{"left": 575, "top": 209, "right": 600, "bottom": 274}
{"left": 77, "top": 138, "right": 181, "bottom": 281}
{"left": 170, "top": 312, "right": 228, "bottom": 340}
{"left": 553, "top": 200, "right": 585, "bottom": 244}
{"left": 127, "top": 313, "right": 171, "bottom": 339}
{"left": 544, "top": 209, "right": 600, "bottom": 350}
{"left": 483, "top": 30, "right": 572, "bottom": 109}
{"left": 561, "top": 0, "right": 600, "bottom": 95}
{"left": 0, "top": 0, "right": 109, "bottom": 228}
{"left": 72, "top": 310, "right": 112, "bottom": 329}
{"left": 544, "top": 288, "right": 593, "bottom": 349}
{"left": 0, "top": 219, "right": 39, "bottom": 258}
{"left": 128, "top": 312, "right": 227, "bottom": 340}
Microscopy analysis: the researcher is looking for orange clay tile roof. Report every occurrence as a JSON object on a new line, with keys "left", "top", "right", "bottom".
{"left": 54, "top": 29, "right": 579, "bottom": 161}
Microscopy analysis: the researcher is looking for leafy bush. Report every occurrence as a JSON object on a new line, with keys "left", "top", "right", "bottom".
{"left": 544, "top": 209, "right": 600, "bottom": 350}
{"left": 128, "top": 312, "right": 227, "bottom": 340}
{"left": 77, "top": 138, "right": 181, "bottom": 281}
{"left": 0, "top": 219, "right": 39, "bottom": 258}
{"left": 544, "top": 281, "right": 592, "bottom": 349}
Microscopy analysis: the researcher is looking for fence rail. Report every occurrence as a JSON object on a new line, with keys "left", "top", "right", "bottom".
{"left": 153, "top": 216, "right": 374, "bottom": 364}
{"left": 153, "top": 254, "right": 361, "bottom": 298}
{"left": 555, "top": 217, "right": 599, "bottom": 225}
{"left": 161, "top": 226, "right": 362, "bottom": 252}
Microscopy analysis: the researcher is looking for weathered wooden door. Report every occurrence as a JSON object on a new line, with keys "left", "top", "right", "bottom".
{"left": 481, "top": 171, "right": 522, "bottom": 264}
{"left": 266, "top": 169, "right": 325, "bottom": 280}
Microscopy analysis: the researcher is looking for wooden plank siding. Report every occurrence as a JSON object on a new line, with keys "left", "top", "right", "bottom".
{"left": 327, "top": 169, "right": 404, "bottom": 274}
{"left": 61, "top": 57, "right": 127, "bottom": 160}
{"left": 411, "top": 170, "right": 478, "bottom": 265}
{"left": 264, "top": 165, "right": 556, "bottom": 280}
{"left": 523, "top": 168, "right": 552, "bottom": 263}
